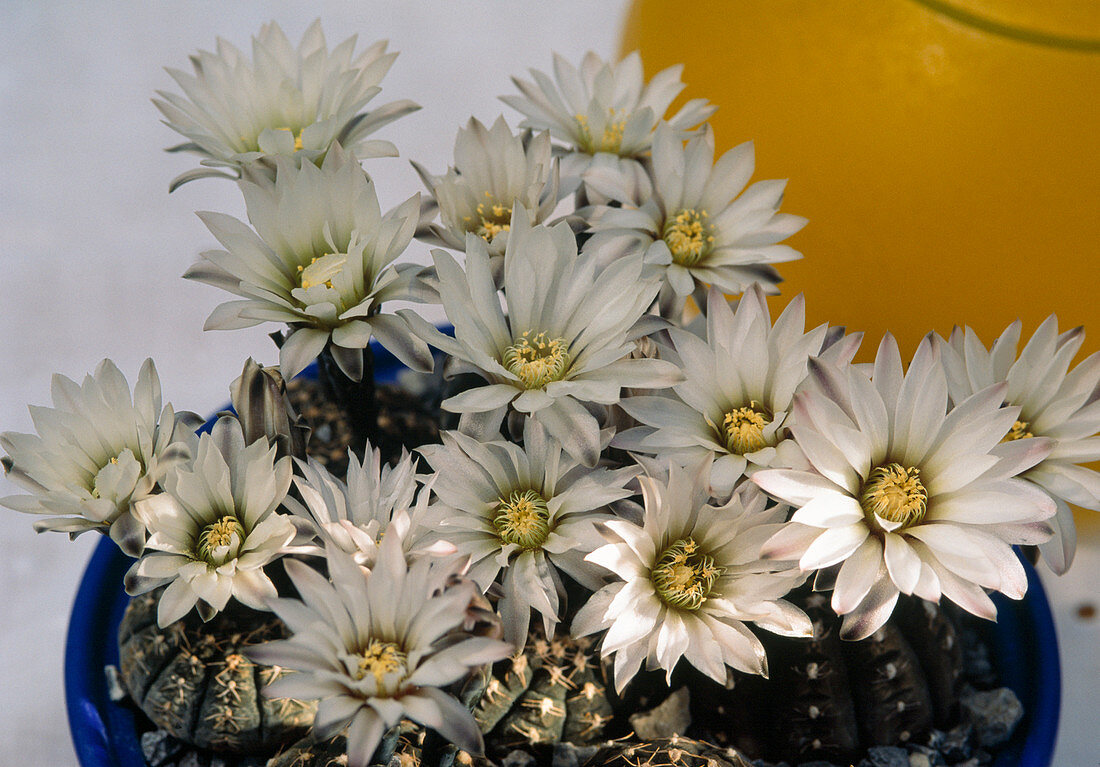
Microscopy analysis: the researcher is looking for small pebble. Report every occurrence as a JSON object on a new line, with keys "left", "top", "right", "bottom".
{"left": 177, "top": 751, "right": 208, "bottom": 767}
{"left": 904, "top": 744, "right": 944, "bottom": 766}
{"left": 940, "top": 723, "right": 973, "bottom": 761}
{"left": 960, "top": 687, "right": 1023, "bottom": 747}
{"left": 551, "top": 743, "right": 600, "bottom": 767}
{"left": 140, "top": 730, "right": 184, "bottom": 767}
{"left": 502, "top": 749, "right": 537, "bottom": 767}
{"left": 866, "top": 745, "right": 909, "bottom": 767}
{"left": 629, "top": 686, "right": 691, "bottom": 739}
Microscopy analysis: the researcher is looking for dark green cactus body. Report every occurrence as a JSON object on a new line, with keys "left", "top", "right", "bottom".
{"left": 474, "top": 632, "right": 615, "bottom": 756}
{"left": 700, "top": 592, "right": 964, "bottom": 765}
{"left": 593, "top": 736, "right": 752, "bottom": 767}
{"left": 118, "top": 589, "right": 316, "bottom": 754}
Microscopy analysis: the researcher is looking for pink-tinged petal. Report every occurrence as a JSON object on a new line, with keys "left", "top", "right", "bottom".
{"left": 346, "top": 708, "right": 386, "bottom": 767}
{"left": 585, "top": 541, "right": 645, "bottom": 580}
{"left": 1028, "top": 462, "right": 1100, "bottom": 510}
{"left": 905, "top": 524, "right": 1009, "bottom": 590}
{"left": 441, "top": 384, "right": 518, "bottom": 414}
{"left": 600, "top": 519, "right": 656, "bottom": 564}
{"left": 924, "top": 454, "right": 1000, "bottom": 497}
{"left": 1037, "top": 497, "right": 1076, "bottom": 574}
{"left": 798, "top": 523, "right": 869, "bottom": 571}
{"left": 402, "top": 688, "right": 484, "bottom": 755}
{"left": 928, "top": 485, "right": 1052, "bottom": 525}
{"left": 157, "top": 578, "right": 200, "bottom": 627}
{"left": 911, "top": 562, "right": 942, "bottom": 604}
{"left": 535, "top": 397, "right": 601, "bottom": 468}
{"left": 752, "top": 468, "right": 849, "bottom": 507}
{"left": 760, "top": 523, "right": 822, "bottom": 562}
{"left": 280, "top": 327, "right": 329, "bottom": 381}
{"left": 313, "top": 696, "right": 363, "bottom": 738}
{"left": 914, "top": 542, "right": 998, "bottom": 621}
{"left": 893, "top": 336, "right": 948, "bottom": 468}
{"left": 872, "top": 333, "right": 905, "bottom": 414}
{"left": 572, "top": 584, "right": 621, "bottom": 637}
{"left": 883, "top": 533, "right": 922, "bottom": 595}
{"left": 789, "top": 418, "right": 861, "bottom": 494}
{"left": 653, "top": 611, "right": 689, "bottom": 682}
{"left": 789, "top": 493, "right": 864, "bottom": 529}
{"left": 839, "top": 579, "right": 900, "bottom": 640}
{"left": 831, "top": 536, "right": 885, "bottom": 614}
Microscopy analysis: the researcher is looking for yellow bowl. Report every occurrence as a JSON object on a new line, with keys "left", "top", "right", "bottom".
{"left": 622, "top": 0, "right": 1100, "bottom": 362}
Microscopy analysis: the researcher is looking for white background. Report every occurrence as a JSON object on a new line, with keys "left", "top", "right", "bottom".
{"left": 0, "top": 2, "right": 1095, "bottom": 766}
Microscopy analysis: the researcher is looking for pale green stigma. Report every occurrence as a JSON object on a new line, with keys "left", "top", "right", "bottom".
{"left": 493, "top": 489, "right": 551, "bottom": 550}
{"left": 503, "top": 331, "right": 571, "bottom": 389}
{"left": 575, "top": 109, "right": 627, "bottom": 154}
{"left": 651, "top": 538, "right": 723, "bottom": 611}
{"left": 860, "top": 463, "right": 928, "bottom": 530}
{"left": 664, "top": 208, "right": 714, "bottom": 267}
{"left": 354, "top": 639, "right": 408, "bottom": 693}
{"left": 721, "top": 402, "right": 772, "bottom": 455}
{"left": 196, "top": 515, "right": 246, "bottom": 566}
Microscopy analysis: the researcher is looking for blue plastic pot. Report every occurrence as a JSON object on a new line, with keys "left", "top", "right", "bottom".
{"left": 63, "top": 345, "right": 1062, "bottom": 765}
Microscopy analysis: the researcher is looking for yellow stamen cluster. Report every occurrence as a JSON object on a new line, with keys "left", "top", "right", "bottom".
{"left": 276, "top": 126, "right": 304, "bottom": 151}
{"left": 196, "top": 515, "right": 246, "bottom": 566}
{"left": 1003, "top": 420, "right": 1035, "bottom": 442}
{"left": 461, "top": 191, "right": 513, "bottom": 242}
{"left": 721, "top": 402, "right": 772, "bottom": 455}
{"left": 297, "top": 255, "right": 341, "bottom": 290}
{"left": 663, "top": 208, "right": 714, "bottom": 267}
{"left": 574, "top": 110, "right": 626, "bottom": 154}
{"left": 503, "top": 331, "right": 571, "bottom": 389}
{"left": 860, "top": 463, "right": 928, "bottom": 530}
{"left": 493, "top": 489, "right": 551, "bottom": 549}
{"left": 651, "top": 538, "right": 723, "bottom": 611}
{"left": 353, "top": 639, "right": 408, "bottom": 693}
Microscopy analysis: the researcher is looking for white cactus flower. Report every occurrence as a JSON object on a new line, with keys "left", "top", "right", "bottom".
{"left": 414, "top": 116, "right": 560, "bottom": 261}
{"left": 246, "top": 532, "right": 512, "bottom": 767}
{"left": 1, "top": 359, "right": 198, "bottom": 557}
{"left": 587, "top": 125, "right": 806, "bottom": 316}
{"left": 753, "top": 335, "right": 1057, "bottom": 640}
{"left": 501, "top": 51, "right": 715, "bottom": 200}
{"left": 573, "top": 458, "right": 811, "bottom": 693}
{"left": 185, "top": 146, "right": 434, "bottom": 381}
{"left": 155, "top": 20, "right": 419, "bottom": 189}
{"left": 936, "top": 316, "right": 1100, "bottom": 574}
{"left": 419, "top": 418, "right": 638, "bottom": 648}
{"left": 615, "top": 286, "right": 859, "bottom": 499}
{"left": 404, "top": 214, "right": 681, "bottom": 466}
{"left": 283, "top": 445, "right": 451, "bottom": 568}
{"left": 124, "top": 416, "right": 295, "bottom": 627}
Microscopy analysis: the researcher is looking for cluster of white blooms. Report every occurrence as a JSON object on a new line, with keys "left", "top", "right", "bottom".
{"left": 4, "top": 19, "right": 1099, "bottom": 767}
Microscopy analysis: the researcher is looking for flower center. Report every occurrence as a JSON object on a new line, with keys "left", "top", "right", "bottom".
{"left": 860, "top": 463, "right": 928, "bottom": 530}
{"left": 575, "top": 110, "right": 627, "bottom": 154}
{"left": 1003, "top": 420, "right": 1035, "bottom": 442}
{"left": 651, "top": 537, "right": 723, "bottom": 611}
{"left": 297, "top": 253, "right": 345, "bottom": 291}
{"left": 471, "top": 194, "right": 512, "bottom": 242}
{"left": 196, "top": 515, "right": 246, "bottom": 566}
{"left": 721, "top": 402, "right": 772, "bottom": 454}
{"left": 663, "top": 209, "right": 714, "bottom": 267}
{"left": 503, "top": 331, "right": 571, "bottom": 389}
{"left": 353, "top": 639, "right": 408, "bottom": 695}
{"left": 276, "top": 126, "right": 304, "bottom": 152}
{"left": 493, "top": 490, "right": 551, "bottom": 549}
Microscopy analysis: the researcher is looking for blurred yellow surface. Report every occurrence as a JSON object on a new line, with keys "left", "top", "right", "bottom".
{"left": 622, "top": 0, "right": 1100, "bottom": 362}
